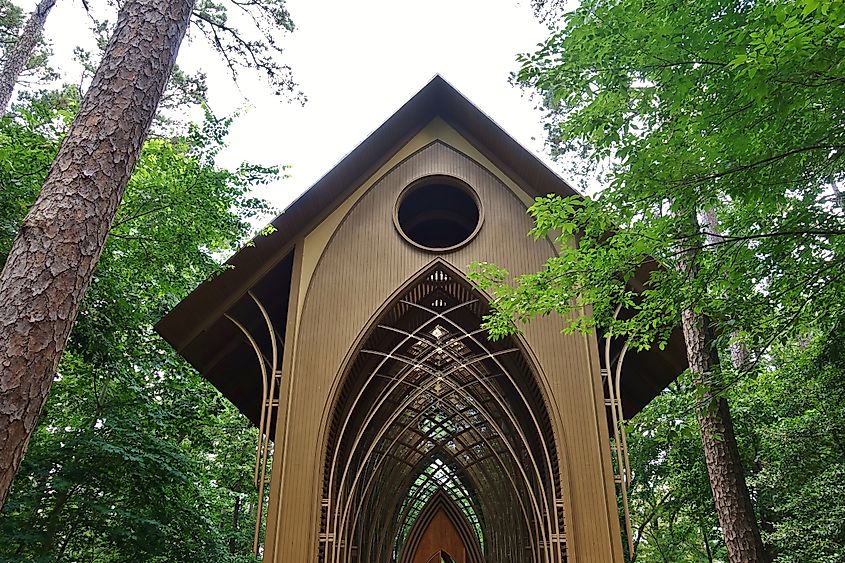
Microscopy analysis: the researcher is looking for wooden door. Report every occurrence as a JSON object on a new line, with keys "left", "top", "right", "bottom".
{"left": 411, "top": 508, "right": 467, "bottom": 563}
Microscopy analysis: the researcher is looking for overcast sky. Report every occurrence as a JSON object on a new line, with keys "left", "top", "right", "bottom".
{"left": 28, "top": 0, "right": 570, "bottom": 214}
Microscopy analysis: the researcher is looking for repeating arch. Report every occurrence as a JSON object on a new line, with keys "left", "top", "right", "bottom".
{"left": 399, "top": 490, "right": 483, "bottom": 563}
{"left": 319, "top": 260, "right": 567, "bottom": 562}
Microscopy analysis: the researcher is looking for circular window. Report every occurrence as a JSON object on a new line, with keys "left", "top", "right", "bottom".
{"left": 394, "top": 177, "right": 482, "bottom": 252}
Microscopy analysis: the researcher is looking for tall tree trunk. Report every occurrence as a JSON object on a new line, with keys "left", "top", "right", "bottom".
{"left": 39, "top": 483, "right": 79, "bottom": 556}
{"left": 681, "top": 209, "right": 765, "bottom": 562}
{"left": 703, "top": 527, "right": 715, "bottom": 563}
{"left": 230, "top": 494, "right": 242, "bottom": 554}
{"left": 0, "top": 0, "right": 194, "bottom": 508}
{"left": 681, "top": 308, "right": 766, "bottom": 562}
{"left": 702, "top": 208, "right": 773, "bottom": 562}
{"left": 702, "top": 208, "right": 750, "bottom": 370}
{"left": 0, "top": 0, "right": 57, "bottom": 113}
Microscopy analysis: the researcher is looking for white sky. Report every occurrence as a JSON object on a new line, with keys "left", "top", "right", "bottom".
{"left": 27, "top": 0, "right": 571, "bottom": 215}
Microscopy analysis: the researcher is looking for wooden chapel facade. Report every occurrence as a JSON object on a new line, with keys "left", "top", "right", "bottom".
{"left": 156, "top": 76, "right": 685, "bottom": 563}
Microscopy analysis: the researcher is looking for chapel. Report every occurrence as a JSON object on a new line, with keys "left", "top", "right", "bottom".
{"left": 156, "top": 75, "right": 685, "bottom": 563}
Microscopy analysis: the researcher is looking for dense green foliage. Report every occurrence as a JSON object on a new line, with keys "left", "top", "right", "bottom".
{"left": 623, "top": 321, "right": 845, "bottom": 562}
{"left": 477, "top": 0, "right": 845, "bottom": 351}
{"left": 744, "top": 331, "right": 845, "bottom": 561}
{"left": 0, "top": 0, "right": 300, "bottom": 557}
{"left": 0, "top": 90, "right": 274, "bottom": 561}
{"left": 472, "top": 0, "right": 845, "bottom": 560}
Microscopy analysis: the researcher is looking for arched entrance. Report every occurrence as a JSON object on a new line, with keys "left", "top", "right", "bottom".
{"left": 401, "top": 490, "right": 475, "bottom": 563}
{"left": 321, "top": 262, "right": 566, "bottom": 562}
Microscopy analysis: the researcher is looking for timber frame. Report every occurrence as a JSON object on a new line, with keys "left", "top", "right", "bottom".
{"left": 156, "top": 76, "right": 687, "bottom": 562}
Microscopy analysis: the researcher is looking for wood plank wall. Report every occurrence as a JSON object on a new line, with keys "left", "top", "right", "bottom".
{"left": 263, "top": 138, "right": 623, "bottom": 563}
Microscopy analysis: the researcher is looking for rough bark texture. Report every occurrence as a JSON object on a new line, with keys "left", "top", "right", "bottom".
{"left": 0, "top": 0, "right": 194, "bottom": 508}
{"left": 0, "top": 0, "right": 57, "bottom": 113}
{"left": 680, "top": 277, "right": 766, "bottom": 563}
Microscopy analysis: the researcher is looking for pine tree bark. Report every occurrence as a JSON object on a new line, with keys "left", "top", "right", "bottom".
{"left": 681, "top": 308, "right": 766, "bottom": 562}
{"left": 679, "top": 214, "right": 766, "bottom": 562}
{"left": 0, "top": 0, "right": 57, "bottom": 113}
{"left": 0, "top": 0, "right": 194, "bottom": 508}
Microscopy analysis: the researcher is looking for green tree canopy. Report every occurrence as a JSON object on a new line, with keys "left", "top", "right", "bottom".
{"left": 475, "top": 0, "right": 844, "bottom": 352}
{"left": 0, "top": 89, "right": 275, "bottom": 561}
{"left": 472, "top": 0, "right": 845, "bottom": 560}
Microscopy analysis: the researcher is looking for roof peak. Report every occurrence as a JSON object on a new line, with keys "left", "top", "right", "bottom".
{"left": 156, "top": 75, "right": 576, "bottom": 355}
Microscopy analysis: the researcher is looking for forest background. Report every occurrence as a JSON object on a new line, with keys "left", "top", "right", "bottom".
{"left": 0, "top": 0, "right": 843, "bottom": 562}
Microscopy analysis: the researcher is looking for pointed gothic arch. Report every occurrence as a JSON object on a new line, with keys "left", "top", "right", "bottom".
{"left": 158, "top": 77, "right": 692, "bottom": 562}
{"left": 399, "top": 489, "right": 483, "bottom": 563}
{"left": 320, "top": 260, "right": 567, "bottom": 563}
{"left": 393, "top": 454, "right": 484, "bottom": 552}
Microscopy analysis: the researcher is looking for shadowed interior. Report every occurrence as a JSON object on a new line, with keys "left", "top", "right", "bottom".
{"left": 320, "top": 264, "right": 567, "bottom": 563}
{"left": 396, "top": 181, "right": 480, "bottom": 250}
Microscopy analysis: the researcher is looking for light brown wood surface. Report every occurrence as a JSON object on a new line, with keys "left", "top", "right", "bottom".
{"left": 263, "top": 138, "right": 622, "bottom": 562}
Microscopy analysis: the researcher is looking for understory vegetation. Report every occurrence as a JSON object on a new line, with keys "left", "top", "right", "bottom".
{"left": 0, "top": 0, "right": 292, "bottom": 558}
{"left": 0, "top": 89, "right": 271, "bottom": 562}
{"left": 1, "top": 0, "right": 844, "bottom": 561}
{"left": 622, "top": 331, "right": 845, "bottom": 562}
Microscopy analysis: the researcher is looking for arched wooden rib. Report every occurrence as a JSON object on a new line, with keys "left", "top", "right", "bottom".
{"left": 401, "top": 300, "right": 564, "bottom": 563}
{"left": 614, "top": 341, "right": 632, "bottom": 557}
{"left": 334, "top": 360, "right": 547, "bottom": 563}
{"left": 224, "top": 312, "right": 270, "bottom": 554}
{"left": 323, "top": 265, "right": 566, "bottom": 563}
{"left": 326, "top": 299, "right": 480, "bottom": 563}
{"left": 346, "top": 380, "right": 539, "bottom": 563}
{"left": 247, "top": 291, "right": 280, "bottom": 555}
{"left": 603, "top": 303, "right": 633, "bottom": 557}
{"left": 350, "top": 336, "right": 553, "bottom": 561}
{"left": 398, "top": 490, "right": 485, "bottom": 563}
{"left": 358, "top": 398, "right": 537, "bottom": 562}
{"left": 225, "top": 291, "right": 281, "bottom": 556}
{"left": 337, "top": 326, "right": 554, "bottom": 560}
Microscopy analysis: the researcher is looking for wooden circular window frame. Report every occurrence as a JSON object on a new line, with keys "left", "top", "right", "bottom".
{"left": 393, "top": 175, "right": 485, "bottom": 253}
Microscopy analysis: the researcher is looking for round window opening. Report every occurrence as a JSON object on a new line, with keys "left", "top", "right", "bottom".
{"left": 395, "top": 178, "right": 482, "bottom": 252}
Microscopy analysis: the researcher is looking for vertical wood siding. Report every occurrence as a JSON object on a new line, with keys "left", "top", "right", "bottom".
{"left": 265, "top": 140, "right": 622, "bottom": 562}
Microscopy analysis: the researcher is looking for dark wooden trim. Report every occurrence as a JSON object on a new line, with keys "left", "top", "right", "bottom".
{"left": 155, "top": 75, "right": 577, "bottom": 354}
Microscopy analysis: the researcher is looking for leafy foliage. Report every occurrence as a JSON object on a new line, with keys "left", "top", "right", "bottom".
{"left": 475, "top": 0, "right": 845, "bottom": 353}
{"left": 0, "top": 90, "right": 274, "bottom": 561}
{"left": 624, "top": 319, "right": 845, "bottom": 562}
{"left": 472, "top": 0, "right": 845, "bottom": 559}
{"left": 623, "top": 374, "right": 727, "bottom": 562}
{"left": 740, "top": 329, "right": 845, "bottom": 562}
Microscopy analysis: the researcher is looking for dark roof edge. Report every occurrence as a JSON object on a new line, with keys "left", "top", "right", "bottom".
{"left": 155, "top": 75, "right": 576, "bottom": 352}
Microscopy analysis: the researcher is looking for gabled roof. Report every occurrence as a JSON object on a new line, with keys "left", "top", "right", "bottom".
{"left": 155, "top": 75, "right": 686, "bottom": 425}
{"left": 156, "top": 75, "right": 579, "bottom": 355}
